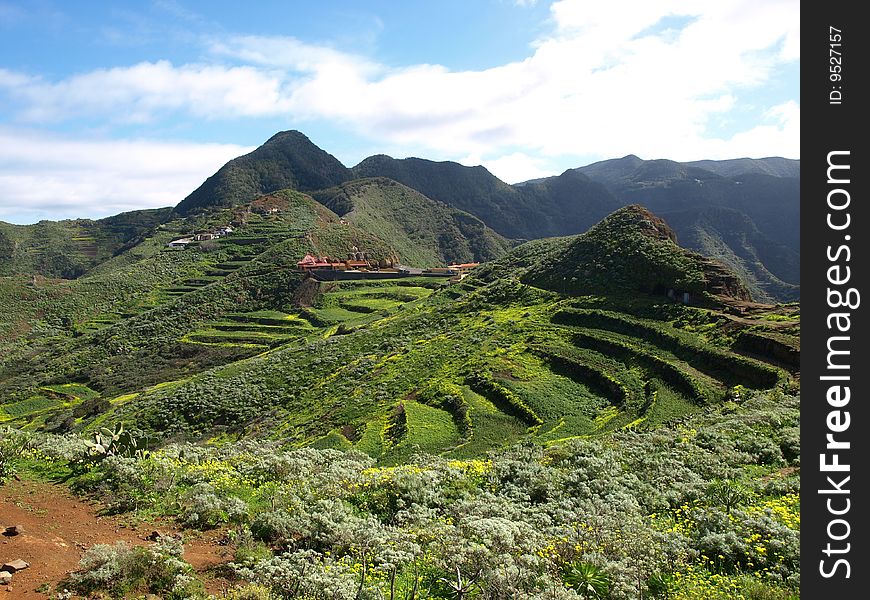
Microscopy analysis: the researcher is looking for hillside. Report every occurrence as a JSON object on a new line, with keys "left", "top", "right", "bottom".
{"left": 477, "top": 205, "right": 751, "bottom": 302}
{"left": 174, "top": 131, "right": 351, "bottom": 215}
{"left": 165, "top": 133, "right": 800, "bottom": 302}
{"left": 352, "top": 154, "right": 621, "bottom": 240}
{"left": 0, "top": 202, "right": 800, "bottom": 598}
{"left": 0, "top": 189, "right": 402, "bottom": 410}
{"left": 572, "top": 156, "right": 800, "bottom": 302}
{"left": 659, "top": 206, "right": 800, "bottom": 302}
{"left": 312, "top": 177, "right": 511, "bottom": 266}
{"left": 2, "top": 205, "right": 796, "bottom": 452}
{"left": 0, "top": 207, "right": 172, "bottom": 278}
{"left": 686, "top": 156, "right": 801, "bottom": 178}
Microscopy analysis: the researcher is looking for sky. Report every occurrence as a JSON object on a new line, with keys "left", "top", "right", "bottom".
{"left": 0, "top": 0, "right": 799, "bottom": 224}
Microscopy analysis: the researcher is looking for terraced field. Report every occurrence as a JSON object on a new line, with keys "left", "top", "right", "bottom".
{"left": 183, "top": 311, "right": 315, "bottom": 350}
{"left": 306, "top": 280, "right": 438, "bottom": 325}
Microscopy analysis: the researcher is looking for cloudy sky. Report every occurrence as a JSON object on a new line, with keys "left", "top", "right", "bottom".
{"left": 0, "top": 0, "right": 799, "bottom": 224}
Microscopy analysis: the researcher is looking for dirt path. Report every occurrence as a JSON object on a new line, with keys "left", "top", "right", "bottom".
{"left": 0, "top": 479, "right": 231, "bottom": 598}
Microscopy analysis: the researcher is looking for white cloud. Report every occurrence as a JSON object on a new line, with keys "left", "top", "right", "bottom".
{"left": 462, "top": 151, "right": 555, "bottom": 184}
{"left": 210, "top": 0, "right": 797, "bottom": 161}
{"left": 0, "top": 0, "right": 799, "bottom": 220}
{"left": 0, "top": 129, "right": 253, "bottom": 222}
{"left": 0, "top": 61, "right": 293, "bottom": 123}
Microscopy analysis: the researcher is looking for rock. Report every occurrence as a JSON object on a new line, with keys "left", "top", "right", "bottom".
{"left": 0, "top": 571, "right": 10, "bottom": 585}
{"left": 146, "top": 530, "right": 165, "bottom": 541}
{"left": 2, "top": 526, "right": 21, "bottom": 537}
{"left": 0, "top": 560, "right": 27, "bottom": 572}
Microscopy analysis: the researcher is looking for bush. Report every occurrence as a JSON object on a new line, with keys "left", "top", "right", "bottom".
{"left": 181, "top": 482, "right": 249, "bottom": 528}
{"left": 235, "top": 549, "right": 362, "bottom": 600}
{"left": 223, "top": 584, "right": 275, "bottom": 600}
{"left": 0, "top": 427, "right": 24, "bottom": 483}
{"left": 69, "top": 537, "right": 205, "bottom": 599}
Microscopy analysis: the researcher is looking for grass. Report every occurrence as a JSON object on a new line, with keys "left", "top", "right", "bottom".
{"left": 379, "top": 400, "right": 462, "bottom": 464}
{"left": 447, "top": 388, "right": 528, "bottom": 458}
{"left": 1, "top": 202, "right": 798, "bottom": 460}
{"left": 2, "top": 395, "right": 65, "bottom": 418}
{"left": 642, "top": 382, "right": 700, "bottom": 426}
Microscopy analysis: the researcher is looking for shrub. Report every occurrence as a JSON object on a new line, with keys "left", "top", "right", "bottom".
{"left": 223, "top": 584, "right": 275, "bottom": 600}
{"left": 69, "top": 537, "right": 205, "bottom": 599}
{"left": 235, "top": 549, "right": 362, "bottom": 600}
{"left": 181, "top": 482, "right": 249, "bottom": 528}
{"left": 0, "top": 427, "right": 24, "bottom": 483}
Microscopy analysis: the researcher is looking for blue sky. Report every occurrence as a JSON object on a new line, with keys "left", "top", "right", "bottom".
{"left": 0, "top": 0, "right": 799, "bottom": 223}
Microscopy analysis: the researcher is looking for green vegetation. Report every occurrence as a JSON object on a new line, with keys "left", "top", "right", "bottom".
{"left": 175, "top": 130, "right": 351, "bottom": 215}
{"left": 1, "top": 187, "right": 801, "bottom": 598}
{"left": 12, "top": 390, "right": 799, "bottom": 599}
{"left": 576, "top": 156, "right": 800, "bottom": 302}
{"left": 313, "top": 177, "right": 510, "bottom": 266}
{"left": 352, "top": 154, "right": 621, "bottom": 241}
{"left": 0, "top": 207, "right": 172, "bottom": 278}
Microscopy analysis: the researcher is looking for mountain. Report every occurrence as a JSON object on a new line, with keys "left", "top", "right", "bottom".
{"left": 686, "top": 157, "right": 800, "bottom": 178}
{"left": 174, "top": 131, "right": 352, "bottom": 215}
{"left": 0, "top": 189, "right": 400, "bottom": 398}
{"left": 571, "top": 156, "right": 800, "bottom": 302}
{"left": 352, "top": 154, "right": 621, "bottom": 239}
{"left": 1, "top": 130, "right": 802, "bottom": 599}
{"left": 352, "top": 155, "right": 530, "bottom": 237}
{"left": 168, "top": 133, "right": 798, "bottom": 301}
{"left": 1, "top": 204, "right": 795, "bottom": 452}
{"left": 1, "top": 133, "right": 798, "bottom": 306}
{"left": 479, "top": 205, "right": 751, "bottom": 302}
{"left": 0, "top": 207, "right": 172, "bottom": 278}
{"left": 312, "top": 177, "right": 510, "bottom": 266}
{"left": 658, "top": 206, "right": 799, "bottom": 302}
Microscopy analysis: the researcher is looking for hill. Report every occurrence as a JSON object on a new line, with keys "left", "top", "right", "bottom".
{"left": 352, "top": 154, "right": 621, "bottom": 240}
{"left": 0, "top": 189, "right": 401, "bottom": 407}
{"left": 572, "top": 156, "right": 800, "bottom": 302}
{"left": 165, "top": 133, "right": 800, "bottom": 301}
{"left": 0, "top": 203, "right": 800, "bottom": 598}
{"left": 479, "top": 205, "right": 751, "bottom": 302}
{"left": 312, "top": 177, "right": 510, "bottom": 266}
{"left": 174, "top": 131, "right": 351, "bottom": 215}
{"left": 2, "top": 205, "right": 796, "bottom": 453}
{"left": 0, "top": 207, "right": 172, "bottom": 278}
{"left": 658, "top": 206, "right": 799, "bottom": 302}
{"left": 686, "top": 156, "right": 800, "bottom": 178}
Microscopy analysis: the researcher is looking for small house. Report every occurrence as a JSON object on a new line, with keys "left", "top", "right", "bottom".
{"left": 297, "top": 254, "right": 344, "bottom": 270}
{"left": 449, "top": 262, "right": 480, "bottom": 274}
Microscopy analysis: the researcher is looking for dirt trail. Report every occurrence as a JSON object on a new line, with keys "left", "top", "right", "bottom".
{"left": 0, "top": 479, "right": 231, "bottom": 598}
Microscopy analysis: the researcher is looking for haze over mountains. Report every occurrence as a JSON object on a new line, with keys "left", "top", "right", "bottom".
{"left": 2, "top": 130, "right": 799, "bottom": 301}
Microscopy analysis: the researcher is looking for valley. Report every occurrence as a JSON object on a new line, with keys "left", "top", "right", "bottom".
{"left": 0, "top": 133, "right": 800, "bottom": 599}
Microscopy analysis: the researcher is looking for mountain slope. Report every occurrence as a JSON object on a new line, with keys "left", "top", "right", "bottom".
{"left": 0, "top": 207, "right": 172, "bottom": 279}
{"left": 0, "top": 189, "right": 401, "bottom": 408}
{"left": 312, "top": 177, "right": 510, "bottom": 266}
{"left": 657, "top": 206, "right": 799, "bottom": 302}
{"left": 175, "top": 131, "right": 351, "bottom": 215}
{"left": 2, "top": 203, "right": 796, "bottom": 471}
{"left": 571, "top": 157, "right": 800, "bottom": 301}
{"left": 352, "top": 155, "right": 620, "bottom": 239}
{"left": 686, "top": 157, "right": 800, "bottom": 178}
{"left": 479, "top": 204, "right": 751, "bottom": 302}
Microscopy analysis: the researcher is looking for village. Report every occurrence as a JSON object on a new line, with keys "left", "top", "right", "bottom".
{"left": 166, "top": 218, "right": 478, "bottom": 282}
{"left": 166, "top": 224, "right": 234, "bottom": 248}
{"left": 295, "top": 252, "right": 479, "bottom": 282}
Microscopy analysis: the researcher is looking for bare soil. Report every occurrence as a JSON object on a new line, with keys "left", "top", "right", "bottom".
{"left": 0, "top": 479, "right": 233, "bottom": 598}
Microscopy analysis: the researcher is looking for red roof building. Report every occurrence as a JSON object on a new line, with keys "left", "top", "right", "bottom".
{"left": 297, "top": 254, "right": 343, "bottom": 270}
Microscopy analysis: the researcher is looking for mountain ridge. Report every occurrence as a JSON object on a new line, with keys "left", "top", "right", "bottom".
{"left": 3, "top": 130, "right": 799, "bottom": 301}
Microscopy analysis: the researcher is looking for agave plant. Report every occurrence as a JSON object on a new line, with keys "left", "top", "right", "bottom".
{"left": 564, "top": 562, "right": 610, "bottom": 599}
